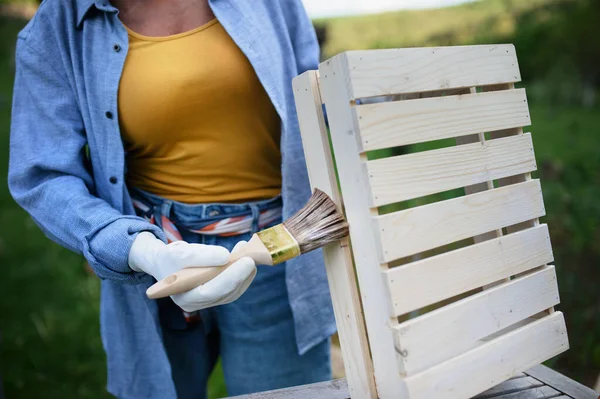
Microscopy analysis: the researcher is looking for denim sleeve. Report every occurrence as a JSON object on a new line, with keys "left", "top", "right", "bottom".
{"left": 283, "top": 0, "right": 320, "bottom": 74}
{"left": 8, "top": 38, "right": 165, "bottom": 283}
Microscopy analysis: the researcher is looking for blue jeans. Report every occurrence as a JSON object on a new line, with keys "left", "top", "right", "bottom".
{"left": 131, "top": 189, "right": 331, "bottom": 398}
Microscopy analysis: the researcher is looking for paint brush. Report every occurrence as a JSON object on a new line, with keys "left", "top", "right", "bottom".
{"left": 146, "top": 189, "right": 349, "bottom": 299}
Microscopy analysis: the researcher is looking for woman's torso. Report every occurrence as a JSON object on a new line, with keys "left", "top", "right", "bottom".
{"left": 115, "top": 0, "right": 282, "bottom": 204}
{"left": 11, "top": 3, "right": 333, "bottom": 395}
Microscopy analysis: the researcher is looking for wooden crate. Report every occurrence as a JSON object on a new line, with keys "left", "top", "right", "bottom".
{"left": 292, "top": 45, "right": 569, "bottom": 399}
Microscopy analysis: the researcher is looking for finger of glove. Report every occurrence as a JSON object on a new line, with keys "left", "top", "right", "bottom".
{"left": 173, "top": 267, "right": 256, "bottom": 313}
{"left": 163, "top": 242, "right": 230, "bottom": 272}
{"left": 213, "top": 265, "right": 257, "bottom": 307}
{"left": 175, "top": 257, "right": 256, "bottom": 308}
{"left": 198, "top": 257, "right": 256, "bottom": 301}
{"left": 231, "top": 240, "right": 248, "bottom": 253}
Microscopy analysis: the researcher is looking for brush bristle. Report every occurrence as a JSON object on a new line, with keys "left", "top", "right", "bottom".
{"left": 283, "top": 189, "right": 349, "bottom": 254}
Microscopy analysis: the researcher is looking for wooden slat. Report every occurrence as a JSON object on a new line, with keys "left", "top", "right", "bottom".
{"left": 374, "top": 179, "right": 546, "bottom": 262}
{"left": 385, "top": 224, "right": 554, "bottom": 316}
{"left": 404, "top": 312, "right": 569, "bottom": 399}
{"left": 292, "top": 72, "right": 377, "bottom": 399}
{"left": 225, "top": 379, "right": 350, "bottom": 399}
{"left": 478, "top": 385, "right": 561, "bottom": 399}
{"left": 393, "top": 266, "right": 560, "bottom": 375}
{"left": 339, "top": 44, "right": 521, "bottom": 100}
{"left": 320, "top": 50, "right": 408, "bottom": 398}
{"left": 526, "top": 364, "right": 600, "bottom": 399}
{"left": 475, "top": 376, "right": 544, "bottom": 398}
{"left": 509, "top": 373, "right": 528, "bottom": 380}
{"left": 357, "top": 88, "right": 531, "bottom": 151}
{"left": 366, "top": 133, "right": 537, "bottom": 206}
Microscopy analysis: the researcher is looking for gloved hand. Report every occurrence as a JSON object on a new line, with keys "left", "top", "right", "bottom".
{"left": 128, "top": 232, "right": 256, "bottom": 312}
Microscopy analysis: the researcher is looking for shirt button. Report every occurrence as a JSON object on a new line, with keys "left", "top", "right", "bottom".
{"left": 113, "top": 43, "right": 121, "bottom": 52}
{"left": 105, "top": 111, "right": 114, "bottom": 119}
{"left": 109, "top": 176, "right": 118, "bottom": 184}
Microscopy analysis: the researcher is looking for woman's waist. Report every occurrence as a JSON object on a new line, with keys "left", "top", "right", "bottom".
{"left": 129, "top": 176, "right": 281, "bottom": 204}
{"left": 129, "top": 185, "right": 283, "bottom": 235}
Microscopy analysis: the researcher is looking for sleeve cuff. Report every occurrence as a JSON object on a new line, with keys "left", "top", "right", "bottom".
{"left": 83, "top": 216, "right": 167, "bottom": 284}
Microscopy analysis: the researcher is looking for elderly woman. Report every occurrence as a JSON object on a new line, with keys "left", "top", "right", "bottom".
{"left": 8, "top": 0, "right": 335, "bottom": 398}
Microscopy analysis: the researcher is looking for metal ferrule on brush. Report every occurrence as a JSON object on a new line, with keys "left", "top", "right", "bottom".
{"left": 256, "top": 224, "right": 301, "bottom": 265}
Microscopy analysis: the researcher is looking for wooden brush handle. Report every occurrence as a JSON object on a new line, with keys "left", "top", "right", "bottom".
{"left": 146, "top": 234, "right": 272, "bottom": 299}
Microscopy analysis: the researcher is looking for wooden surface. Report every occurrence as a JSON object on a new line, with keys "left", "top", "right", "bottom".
{"left": 526, "top": 365, "right": 600, "bottom": 399}
{"left": 320, "top": 54, "right": 408, "bottom": 397}
{"left": 403, "top": 312, "right": 568, "bottom": 399}
{"left": 393, "top": 267, "right": 560, "bottom": 375}
{"left": 226, "top": 365, "right": 598, "bottom": 399}
{"left": 374, "top": 179, "right": 546, "bottom": 262}
{"left": 225, "top": 379, "right": 350, "bottom": 399}
{"left": 340, "top": 45, "right": 521, "bottom": 100}
{"left": 292, "top": 71, "right": 377, "bottom": 399}
{"left": 357, "top": 88, "right": 531, "bottom": 151}
{"left": 365, "top": 133, "right": 537, "bottom": 206}
{"left": 384, "top": 224, "right": 554, "bottom": 316}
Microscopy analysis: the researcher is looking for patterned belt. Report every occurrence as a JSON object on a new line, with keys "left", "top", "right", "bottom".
{"left": 132, "top": 199, "right": 282, "bottom": 242}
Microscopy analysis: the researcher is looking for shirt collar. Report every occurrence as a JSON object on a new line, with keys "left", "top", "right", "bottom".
{"left": 76, "top": 0, "right": 117, "bottom": 28}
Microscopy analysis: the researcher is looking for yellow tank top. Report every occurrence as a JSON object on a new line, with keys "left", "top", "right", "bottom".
{"left": 118, "top": 19, "right": 282, "bottom": 204}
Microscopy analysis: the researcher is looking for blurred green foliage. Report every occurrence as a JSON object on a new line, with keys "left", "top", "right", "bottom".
{"left": 317, "top": 0, "right": 557, "bottom": 55}
{"left": 0, "top": 0, "right": 598, "bottom": 397}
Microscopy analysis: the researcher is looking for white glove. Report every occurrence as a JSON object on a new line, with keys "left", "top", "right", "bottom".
{"left": 128, "top": 232, "right": 256, "bottom": 312}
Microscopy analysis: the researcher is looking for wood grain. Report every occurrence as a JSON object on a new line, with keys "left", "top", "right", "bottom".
{"left": 374, "top": 179, "right": 546, "bottom": 263}
{"left": 393, "top": 266, "right": 560, "bottom": 375}
{"left": 320, "top": 54, "right": 408, "bottom": 398}
{"left": 366, "top": 133, "right": 537, "bottom": 206}
{"left": 385, "top": 224, "right": 554, "bottom": 316}
{"left": 474, "top": 376, "right": 544, "bottom": 398}
{"left": 404, "top": 312, "right": 569, "bottom": 399}
{"left": 357, "top": 88, "right": 530, "bottom": 151}
{"left": 293, "top": 71, "right": 377, "bottom": 399}
{"left": 339, "top": 44, "right": 521, "bottom": 100}
{"left": 225, "top": 379, "right": 350, "bottom": 399}
{"left": 477, "top": 385, "right": 560, "bottom": 399}
{"left": 526, "top": 364, "right": 600, "bottom": 399}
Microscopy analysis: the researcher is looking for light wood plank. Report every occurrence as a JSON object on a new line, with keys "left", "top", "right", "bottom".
{"left": 526, "top": 364, "right": 600, "bottom": 399}
{"left": 475, "top": 376, "right": 544, "bottom": 398}
{"left": 393, "top": 267, "right": 560, "bottom": 375}
{"left": 292, "top": 71, "right": 377, "bottom": 399}
{"left": 374, "top": 179, "right": 546, "bottom": 262}
{"left": 320, "top": 54, "right": 408, "bottom": 398}
{"left": 224, "top": 379, "right": 350, "bottom": 399}
{"left": 357, "top": 88, "right": 531, "bottom": 151}
{"left": 404, "top": 312, "right": 569, "bottom": 399}
{"left": 385, "top": 224, "right": 554, "bottom": 316}
{"left": 340, "top": 44, "right": 521, "bottom": 100}
{"left": 366, "top": 133, "right": 537, "bottom": 206}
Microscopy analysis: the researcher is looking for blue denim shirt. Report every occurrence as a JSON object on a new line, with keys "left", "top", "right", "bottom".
{"left": 8, "top": 1, "right": 335, "bottom": 397}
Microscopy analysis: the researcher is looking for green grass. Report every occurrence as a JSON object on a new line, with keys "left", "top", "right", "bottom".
{"left": 0, "top": 16, "right": 109, "bottom": 399}
{"left": 315, "top": 0, "right": 569, "bottom": 58}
